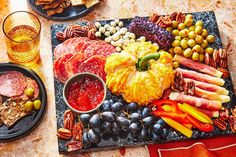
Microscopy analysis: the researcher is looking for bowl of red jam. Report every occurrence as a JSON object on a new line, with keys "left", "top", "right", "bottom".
{"left": 63, "top": 72, "right": 106, "bottom": 114}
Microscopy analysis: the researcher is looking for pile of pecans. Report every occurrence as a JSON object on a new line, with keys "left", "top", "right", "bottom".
{"left": 149, "top": 12, "right": 185, "bottom": 28}
{"left": 56, "top": 24, "right": 96, "bottom": 41}
{"left": 205, "top": 48, "right": 229, "bottom": 78}
{"left": 57, "top": 110, "right": 83, "bottom": 152}
{"left": 214, "top": 107, "right": 236, "bottom": 133}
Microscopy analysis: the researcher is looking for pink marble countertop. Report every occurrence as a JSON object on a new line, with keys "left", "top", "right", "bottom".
{"left": 0, "top": 0, "right": 235, "bottom": 156}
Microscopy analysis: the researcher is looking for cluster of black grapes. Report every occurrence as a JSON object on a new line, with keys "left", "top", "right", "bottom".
{"left": 80, "top": 99, "right": 168, "bottom": 148}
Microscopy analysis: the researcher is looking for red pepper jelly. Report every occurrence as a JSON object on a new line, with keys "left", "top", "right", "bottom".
{"left": 66, "top": 76, "right": 105, "bottom": 111}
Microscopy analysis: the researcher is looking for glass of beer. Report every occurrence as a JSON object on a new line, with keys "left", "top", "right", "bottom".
{"left": 2, "top": 11, "right": 41, "bottom": 64}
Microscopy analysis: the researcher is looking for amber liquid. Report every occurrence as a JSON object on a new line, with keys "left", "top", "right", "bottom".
{"left": 6, "top": 25, "right": 40, "bottom": 64}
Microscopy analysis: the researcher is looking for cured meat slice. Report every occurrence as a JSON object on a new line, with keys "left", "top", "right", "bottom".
{"left": 0, "top": 71, "right": 27, "bottom": 97}
{"left": 198, "top": 108, "right": 219, "bottom": 118}
{"left": 184, "top": 78, "right": 229, "bottom": 95}
{"left": 174, "top": 54, "right": 223, "bottom": 77}
{"left": 75, "top": 40, "right": 100, "bottom": 52}
{"left": 65, "top": 53, "right": 85, "bottom": 77}
{"left": 0, "top": 100, "right": 30, "bottom": 127}
{"left": 78, "top": 55, "right": 106, "bottom": 81}
{"left": 54, "top": 37, "right": 90, "bottom": 60}
{"left": 55, "top": 53, "right": 73, "bottom": 83}
{"left": 73, "top": 37, "right": 91, "bottom": 53}
{"left": 0, "top": 96, "right": 2, "bottom": 126}
{"left": 194, "top": 87, "right": 230, "bottom": 103}
{"left": 169, "top": 92, "right": 222, "bottom": 111}
{"left": 176, "top": 68, "right": 225, "bottom": 86}
{"left": 84, "top": 43, "right": 115, "bottom": 58}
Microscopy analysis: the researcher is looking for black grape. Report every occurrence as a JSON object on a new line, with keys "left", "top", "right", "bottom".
{"left": 89, "top": 114, "right": 101, "bottom": 128}
{"left": 101, "top": 111, "right": 115, "bottom": 121}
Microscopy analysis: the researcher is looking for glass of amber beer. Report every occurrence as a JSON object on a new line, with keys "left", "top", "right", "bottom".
{"left": 2, "top": 11, "right": 41, "bottom": 64}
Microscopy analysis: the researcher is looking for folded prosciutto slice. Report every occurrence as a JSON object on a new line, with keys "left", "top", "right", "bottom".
{"left": 194, "top": 87, "right": 230, "bottom": 103}
{"left": 169, "top": 92, "right": 222, "bottom": 111}
{"left": 174, "top": 55, "right": 222, "bottom": 77}
{"left": 177, "top": 68, "right": 225, "bottom": 86}
{"left": 184, "top": 78, "right": 229, "bottom": 95}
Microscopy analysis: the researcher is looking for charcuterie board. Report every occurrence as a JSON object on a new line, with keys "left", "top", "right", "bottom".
{"left": 51, "top": 11, "right": 236, "bottom": 153}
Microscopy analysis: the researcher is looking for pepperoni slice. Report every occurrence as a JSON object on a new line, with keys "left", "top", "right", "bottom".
{"left": 55, "top": 53, "right": 73, "bottom": 83}
{"left": 0, "top": 71, "right": 27, "bottom": 97}
{"left": 78, "top": 55, "right": 106, "bottom": 81}
{"left": 83, "top": 41, "right": 115, "bottom": 59}
{"left": 65, "top": 53, "right": 85, "bottom": 77}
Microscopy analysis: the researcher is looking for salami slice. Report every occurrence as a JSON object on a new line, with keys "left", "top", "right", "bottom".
{"left": 65, "top": 53, "right": 85, "bottom": 77}
{"left": 54, "top": 37, "right": 90, "bottom": 60}
{"left": 0, "top": 71, "right": 27, "bottom": 97}
{"left": 78, "top": 55, "right": 106, "bottom": 81}
{"left": 84, "top": 42, "right": 115, "bottom": 58}
{"left": 55, "top": 53, "right": 73, "bottom": 83}
{"left": 25, "top": 77, "right": 39, "bottom": 100}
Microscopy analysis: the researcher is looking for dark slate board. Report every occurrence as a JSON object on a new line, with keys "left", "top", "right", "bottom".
{"left": 51, "top": 11, "right": 236, "bottom": 153}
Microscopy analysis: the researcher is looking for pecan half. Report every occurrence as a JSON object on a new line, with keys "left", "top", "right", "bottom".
{"left": 64, "top": 110, "right": 74, "bottom": 131}
{"left": 220, "top": 108, "right": 229, "bottom": 120}
{"left": 149, "top": 14, "right": 160, "bottom": 23}
{"left": 231, "top": 106, "right": 236, "bottom": 117}
{"left": 87, "top": 28, "right": 96, "bottom": 40}
{"left": 162, "top": 88, "right": 172, "bottom": 99}
{"left": 169, "top": 12, "right": 178, "bottom": 21}
{"left": 204, "top": 53, "right": 210, "bottom": 65}
{"left": 219, "top": 59, "right": 228, "bottom": 68}
{"left": 56, "top": 31, "right": 66, "bottom": 41}
{"left": 171, "top": 71, "right": 184, "bottom": 92}
{"left": 184, "top": 80, "right": 195, "bottom": 95}
{"left": 156, "top": 16, "right": 172, "bottom": 28}
{"left": 217, "top": 68, "right": 229, "bottom": 78}
{"left": 213, "top": 118, "right": 227, "bottom": 131}
{"left": 218, "top": 48, "right": 227, "bottom": 59}
{"left": 209, "top": 57, "right": 217, "bottom": 68}
{"left": 57, "top": 128, "right": 72, "bottom": 140}
{"left": 228, "top": 115, "right": 236, "bottom": 133}
{"left": 64, "top": 26, "right": 74, "bottom": 39}
{"left": 213, "top": 49, "right": 220, "bottom": 63}
{"left": 66, "top": 141, "right": 83, "bottom": 152}
{"left": 72, "top": 122, "right": 83, "bottom": 141}
{"left": 176, "top": 12, "right": 186, "bottom": 23}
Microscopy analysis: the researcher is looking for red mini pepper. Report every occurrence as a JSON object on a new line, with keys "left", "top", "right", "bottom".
{"left": 186, "top": 114, "right": 214, "bottom": 132}
{"left": 151, "top": 99, "right": 179, "bottom": 113}
{"left": 153, "top": 111, "right": 188, "bottom": 123}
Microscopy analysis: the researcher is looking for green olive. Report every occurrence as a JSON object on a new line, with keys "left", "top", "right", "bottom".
{"left": 192, "top": 45, "right": 201, "bottom": 53}
{"left": 195, "top": 26, "right": 203, "bottom": 34}
{"left": 24, "top": 101, "right": 34, "bottom": 112}
{"left": 186, "top": 14, "right": 193, "bottom": 20}
{"left": 33, "top": 100, "right": 42, "bottom": 110}
{"left": 174, "top": 46, "right": 183, "bottom": 55}
{"left": 166, "top": 27, "right": 173, "bottom": 32}
{"left": 188, "top": 26, "right": 195, "bottom": 32}
{"left": 178, "top": 23, "right": 185, "bottom": 30}
{"left": 195, "top": 20, "right": 203, "bottom": 27}
{"left": 199, "top": 54, "right": 205, "bottom": 62}
{"left": 180, "top": 39, "right": 188, "bottom": 49}
{"left": 183, "top": 48, "right": 193, "bottom": 58}
{"left": 206, "top": 35, "right": 215, "bottom": 43}
{"left": 172, "top": 40, "right": 181, "bottom": 47}
{"left": 168, "top": 47, "right": 174, "bottom": 54}
{"left": 188, "top": 39, "right": 196, "bottom": 47}
{"left": 173, "top": 61, "right": 180, "bottom": 69}
{"left": 172, "top": 21, "right": 179, "bottom": 28}
{"left": 205, "top": 47, "right": 214, "bottom": 55}
{"left": 188, "top": 31, "right": 196, "bottom": 39}
{"left": 192, "top": 52, "right": 200, "bottom": 61}
{"left": 24, "top": 88, "right": 35, "bottom": 97}
{"left": 201, "top": 40, "right": 208, "bottom": 48}
{"left": 172, "top": 29, "right": 179, "bottom": 36}
{"left": 179, "top": 29, "right": 188, "bottom": 38}
{"left": 184, "top": 19, "right": 193, "bottom": 27}
{"left": 199, "top": 47, "right": 204, "bottom": 54}
{"left": 175, "top": 36, "right": 182, "bottom": 40}
{"left": 201, "top": 29, "right": 208, "bottom": 38}
{"left": 195, "top": 35, "right": 204, "bottom": 44}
